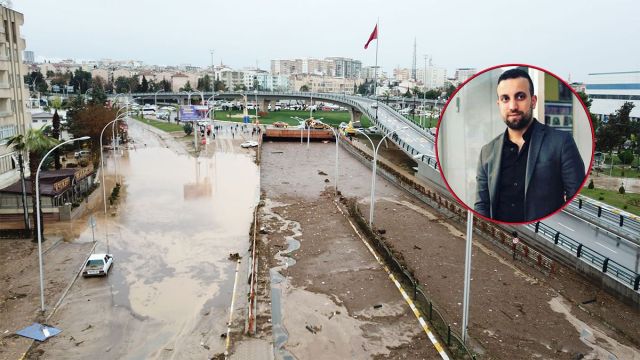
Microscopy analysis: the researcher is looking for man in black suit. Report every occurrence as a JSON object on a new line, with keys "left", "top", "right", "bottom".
{"left": 474, "top": 68, "right": 585, "bottom": 223}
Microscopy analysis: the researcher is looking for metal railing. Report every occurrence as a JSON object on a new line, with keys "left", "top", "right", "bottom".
{"left": 528, "top": 221, "right": 640, "bottom": 292}
{"left": 567, "top": 196, "right": 640, "bottom": 242}
{"left": 347, "top": 200, "right": 475, "bottom": 359}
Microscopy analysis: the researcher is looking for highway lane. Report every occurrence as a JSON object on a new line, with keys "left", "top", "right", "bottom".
{"left": 542, "top": 211, "right": 640, "bottom": 272}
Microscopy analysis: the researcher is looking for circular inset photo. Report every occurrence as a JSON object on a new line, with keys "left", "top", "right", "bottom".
{"left": 435, "top": 64, "right": 594, "bottom": 224}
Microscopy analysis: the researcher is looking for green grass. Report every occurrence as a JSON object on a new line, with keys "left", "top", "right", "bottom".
{"left": 594, "top": 166, "right": 640, "bottom": 178}
{"left": 133, "top": 116, "right": 184, "bottom": 132}
{"left": 580, "top": 187, "right": 640, "bottom": 216}
{"left": 213, "top": 110, "right": 371, "bottom": 128}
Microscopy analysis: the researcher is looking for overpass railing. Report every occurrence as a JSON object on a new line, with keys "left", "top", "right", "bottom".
{"left": 527, "top": 221, "right": 640, "bottom": 292}
{"left": 566, "top": 196, "right": 640, "bottom": 243}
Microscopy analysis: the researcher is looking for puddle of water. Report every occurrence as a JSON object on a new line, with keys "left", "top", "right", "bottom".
{"left": 263, "top": 199, "right": 302, "bottom": 360}
{"left": 549, "top": 296, "right": 640, "bottom": 359}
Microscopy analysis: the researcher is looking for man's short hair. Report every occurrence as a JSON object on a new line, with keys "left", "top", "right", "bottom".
{"left": 497, "top": 68, "right": 534, "bottom": 96}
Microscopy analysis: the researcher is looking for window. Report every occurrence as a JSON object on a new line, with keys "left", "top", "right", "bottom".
{"left": 0, "top": 124, "right": 16, "bottom": 144}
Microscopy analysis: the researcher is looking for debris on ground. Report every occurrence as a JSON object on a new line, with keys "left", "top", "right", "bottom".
{"left": 228, "top": 253, "right": 241, "bottom": 261}
{"left": 318, "top": 170, "right": 328, "bottom": 176}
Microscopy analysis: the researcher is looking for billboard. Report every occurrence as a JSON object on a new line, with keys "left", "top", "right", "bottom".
{"left": 179, "top": 105, "right": 201, "bottom": 121}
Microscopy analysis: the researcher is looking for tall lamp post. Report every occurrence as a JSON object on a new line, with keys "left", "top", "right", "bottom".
{"left": 35, "top": 136, "right": 90, "bottom": 312}
{"left": 100, "top": 116, "right": 126, "bottom": 214}
{"left": 358, "top": 126, "right": 408, "bottom": 225}
{"left": 154, "top": 89, "right": 165, "bottom": 107}
{"left": 327, "top": 126, "right": 340, "bottom": 196}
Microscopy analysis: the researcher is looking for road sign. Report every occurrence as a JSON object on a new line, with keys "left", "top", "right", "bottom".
{"left": 89, "top": 215, "right": 97, "bottom": 228}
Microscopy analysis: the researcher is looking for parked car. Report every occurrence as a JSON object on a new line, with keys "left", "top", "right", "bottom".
{"left": 82, "top": 254, "right": 114, "bottom": 277}
{"left": 365, "top": 126, "right": 380, "bottom": 135}
{"left": 240, "top": 141, "right": 259, "bottom": 148}
{"left": 74, "top": 150, "right": 90, "bottom": 158}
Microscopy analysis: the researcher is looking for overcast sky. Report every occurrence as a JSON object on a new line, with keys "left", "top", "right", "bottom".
{"left": 11, "top": 0, "right": 640, "bottom": 82}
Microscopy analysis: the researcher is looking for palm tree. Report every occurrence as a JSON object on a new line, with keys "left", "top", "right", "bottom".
{"left": 7, "top": 129, "right": 59, "bottom": 240}
{"left": 383, "top": 90, "right": 391, "bottom": 105}
{"left": 52, "top": 110, "right": 61, "bottom": 169}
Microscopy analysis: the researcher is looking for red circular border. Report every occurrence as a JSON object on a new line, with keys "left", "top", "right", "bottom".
{"left": 434, "top": 63, "right": 596, "bottom": 225}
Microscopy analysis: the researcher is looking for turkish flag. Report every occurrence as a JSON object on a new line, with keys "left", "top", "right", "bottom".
{"left": 364, "top": 24, "right": 378, "bottom": 49}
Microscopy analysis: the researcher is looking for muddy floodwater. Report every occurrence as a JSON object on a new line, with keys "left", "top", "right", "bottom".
{"left": 37, "top": 120, "right": 260, "bottom": 359}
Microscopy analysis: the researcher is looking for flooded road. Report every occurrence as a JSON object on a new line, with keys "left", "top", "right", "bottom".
{"left": 36, "top": 120, "right": 260, "bottom": 359}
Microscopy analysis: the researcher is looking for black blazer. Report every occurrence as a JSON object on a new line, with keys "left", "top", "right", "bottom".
{"left": 474, "top": 120, "right": 585, "bottom": 222}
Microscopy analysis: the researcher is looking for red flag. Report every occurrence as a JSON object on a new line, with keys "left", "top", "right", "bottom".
{"left": 364, "top": 24, "right": 378, "bottom": 49}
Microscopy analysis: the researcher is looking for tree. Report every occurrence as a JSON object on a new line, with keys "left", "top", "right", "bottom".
{"left": 67, "top": 104, "right": 119, "bottom": 161}
{"left": 299, "top": 84, "right": 310, "bottom": 92}
{"left": 214, "top": 79, "right": 226, "bottom": 92}
{"left": 618, "top": 149, "right": 634, "bottom": 165}
{"left": 89, "top": 86, "right": 107, "bottom": 106}
{"left": 180, "top": 81, "right": 193, "bottom": 92}
{"left": 233, "top": 83, "right": 246, "bottom": 91}
{"left": 115, "top": 76, "right": 131, "bottom": 93}
{"left": 443, "top": 83, "right": 456, "bottom": 99}
{"left": 51, "top": 110, "right": 62, "bottom": 169}
{"left": 183, "top": 122, "right": 193, "bottom": 135}
{"left": 159, "top": 78, "right": 172, "bottom": 92}
{"left": 577, "top": 91, "right": 600, "bottom": 131}
{"left": 70, "top": 68, "right": 92, "bottom": 94}
{"left": 383, "top": 90, "right": 391, "bottom": 104}
{"left": 140, "top": 75, "right": 149, "bottom": 92}
{"left": 424, "top": 89, "right": 439, "bottom": 99}
{"left": 197, "top": 74, "right": 212, "bottom": 92}
{"left": 7, "top": 129, "right": 59, "bottom": 240}
{"left": 25, "top": 71, "right": 46, "bottom": 93}
{"left": 596, "top": 101, "right": 635, "bottom": 153}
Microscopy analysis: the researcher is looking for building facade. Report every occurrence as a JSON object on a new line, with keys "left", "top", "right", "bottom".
{"left": 586, "top": 71, "right": 640, "bottom": 121}
{"left": 454, "top": 68, "right": 477, "bottom": 85}
{"left": 0, "top": 6, "right": 31, "bottom": 191}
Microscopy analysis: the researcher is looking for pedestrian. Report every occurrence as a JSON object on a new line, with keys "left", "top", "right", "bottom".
{"left": 512, "top": 231, "right": 519, "bottom": 260}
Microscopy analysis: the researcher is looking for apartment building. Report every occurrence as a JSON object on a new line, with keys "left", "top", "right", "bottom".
{"left": 0, "top": 6, "right": 31, "bottom": 191}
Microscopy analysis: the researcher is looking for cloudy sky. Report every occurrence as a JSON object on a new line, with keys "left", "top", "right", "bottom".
{"left": 11, "top": 0, "right": 640, "bottom": 82}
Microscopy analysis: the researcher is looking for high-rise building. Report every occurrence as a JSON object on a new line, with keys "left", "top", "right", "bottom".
{"left": 417, "top": 66, "right": 447, "bottom": 90}
{"left": 0, "top": 6, "right": 31, "bottom": 190}
{"left": 23, "top": 50, "right": 33, "bottom": 64}
{"left": 454, "top": 68, "right": 477, "bottom": 85}
{"left": 325, "top": 57, "right": 361, "bottom": 79}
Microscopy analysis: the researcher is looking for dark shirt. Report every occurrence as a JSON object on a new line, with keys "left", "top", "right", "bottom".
{"left": 495, "top": 120, "right": 537, "bottom": 222}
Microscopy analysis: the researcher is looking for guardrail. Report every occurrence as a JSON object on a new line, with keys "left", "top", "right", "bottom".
{"left": 528, "top": 221, "right": 640, "bottom": 292}
{"left": 566, "top": 196, "right": 640, "bottom": 243}
{"left": 346, "top": 199, "right": 475, "bottom": 359}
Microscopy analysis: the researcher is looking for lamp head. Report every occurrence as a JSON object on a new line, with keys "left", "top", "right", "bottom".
{"left": 78, "top": 136, "right": 91, "bottom": 141}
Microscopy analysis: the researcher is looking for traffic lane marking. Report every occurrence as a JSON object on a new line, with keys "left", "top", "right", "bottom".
{"left": 556, "top": 222, "right": 575, "bottom": 232}
{"left": 596, "top": 242, "right": 618, "bottom": 254}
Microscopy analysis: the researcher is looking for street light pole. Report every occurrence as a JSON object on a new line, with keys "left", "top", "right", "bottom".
{"left": 462, "top": 210, "right": 474, "bottom": 343}
{"left": 100, "top": 116, "right": 126, "bottom": 214}
{"left": 36, "top": 136, "right": 90, "bottom": 312}
{"left": 154, "top": 89, "right": 165, "bottom": 107}
{"left": 359, "top": 127, "right": 408, "bottom": 225}
{"left": 327, "top": 126, "right": 340, "bottom": 196}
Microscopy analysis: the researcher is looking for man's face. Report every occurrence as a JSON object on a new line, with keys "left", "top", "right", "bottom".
{"left": 496, "top": 77, "right": 537, "bottom": 130}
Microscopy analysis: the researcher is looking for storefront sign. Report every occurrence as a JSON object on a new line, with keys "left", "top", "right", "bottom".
{"left": 74, "top": 164, "right": 94, "bottom": 181}
{"left": 53, "top": 177, "right": 70, "bottom": 193}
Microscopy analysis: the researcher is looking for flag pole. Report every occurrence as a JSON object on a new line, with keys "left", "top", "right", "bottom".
{"left": 374, "top": 19, "right": 379, "bottom": 119}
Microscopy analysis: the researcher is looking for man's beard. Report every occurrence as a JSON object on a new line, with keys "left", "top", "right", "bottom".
{"left": 503, "top": 108, "right": 534, "bottom": 130}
